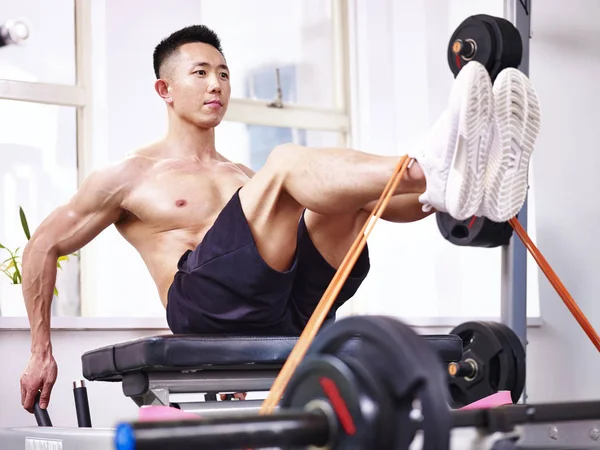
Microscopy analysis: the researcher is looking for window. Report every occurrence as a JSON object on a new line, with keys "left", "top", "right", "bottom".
{"left": 217, "top": 122, "right": 342, "bottom": 170}
{"left": 0, "top": 102, "right": 80, "bottom": 316}
{"left": 0, "top": 0, "right": 86, "bottom": 319}
{"left": 0, "top": 0, "right": 86, "bottom": 316}
{"left": 0, "top": 0, "right": 76, "bottom": 85}
{"left": 199, "top": 0, "right": 337, "bottom": 108}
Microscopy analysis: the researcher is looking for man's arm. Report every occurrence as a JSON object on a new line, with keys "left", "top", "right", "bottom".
{"left": 20, "top": 164, "right": 127, "bottom": 412}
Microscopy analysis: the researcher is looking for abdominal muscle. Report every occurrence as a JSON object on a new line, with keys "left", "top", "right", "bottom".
{"left": 127, "top": 227, "right": 209, "bottom": 307}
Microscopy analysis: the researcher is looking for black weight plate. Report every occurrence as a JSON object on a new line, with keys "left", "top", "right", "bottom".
{"left": 447, "top": 14, "right": 522, "bottom": 82}
{"left": 337, "top": 353, "right": 398, "bottom": 449}
{"left": 282, "top": 355, "right": 369, "bottom": 450}
{"left": 487, "top": 14, "right": 523, "bottom": 77}
{"left": 448, "top": 321, "right": 515, "bottom": 408}
{"left": 448, "top": 19, "right": 496, "bottom": 76}
{"left": 486, "top": 322, "right": 526, "bottom": 404}
{"left": 300, "top": 315, "right": 451, "bottom": 450}
{"left": 375, "top": 316, "right": 451, "bottom": 450}
{"left": 482, "top": 321, "right": 518, "bottom": 400}
{"left": 436, "top": 213, "right": 514, "bottom": 248}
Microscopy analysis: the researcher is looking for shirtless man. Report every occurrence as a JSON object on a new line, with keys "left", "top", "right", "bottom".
{"left": 19, "top": 24, "right": 540, "bottom": 413}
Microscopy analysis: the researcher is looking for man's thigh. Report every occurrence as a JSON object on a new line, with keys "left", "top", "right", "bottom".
{"left": 238, "top": 153, "right": 304, "bottom": 273}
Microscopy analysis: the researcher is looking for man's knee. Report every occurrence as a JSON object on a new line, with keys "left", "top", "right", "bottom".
{"left": 263, "top": 143, "right": 307, "bottom": 176}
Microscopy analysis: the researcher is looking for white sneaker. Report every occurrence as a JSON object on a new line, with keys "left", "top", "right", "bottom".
{"left": 479, "top": 68, "right": 541, "bottom": 222}
{"left": 409, "top": 61, "right": 494, "bottom": 220}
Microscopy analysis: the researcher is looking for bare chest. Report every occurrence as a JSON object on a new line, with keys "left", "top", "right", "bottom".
{"left": 123, "top": 165, "right": 248, "bottom": 230}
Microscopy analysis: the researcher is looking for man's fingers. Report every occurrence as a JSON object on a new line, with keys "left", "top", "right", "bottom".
{"left": 219, "top": 392, "right": 248, "bottom": 401}
{"left": 22, "top": 389, "right": 38, "bottom": 414}
{"left": 20, "top": 381, "right": 26, "bottom": 407}
{"left": 39, "top": 383, "right": 54, "bottom": 410}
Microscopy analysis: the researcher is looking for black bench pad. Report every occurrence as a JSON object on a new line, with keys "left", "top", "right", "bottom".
{"left": 82, "top": 334, "right": 463, "bottom": 382}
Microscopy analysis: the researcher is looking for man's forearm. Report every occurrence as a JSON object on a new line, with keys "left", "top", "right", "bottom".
{"left": 22, "top": 241, "right": 58, "bottom": 354}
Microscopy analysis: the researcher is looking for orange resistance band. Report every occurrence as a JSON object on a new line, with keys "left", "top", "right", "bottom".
{"left": 259, "top": 158, "right": 600, "bottom": 414}
{"left": 508, "top": 217, "right": 600, "bottom": 351}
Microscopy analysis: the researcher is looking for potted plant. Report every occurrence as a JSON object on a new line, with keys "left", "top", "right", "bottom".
{"left": 0, "top": 207, "right": 75, "bottom": 316}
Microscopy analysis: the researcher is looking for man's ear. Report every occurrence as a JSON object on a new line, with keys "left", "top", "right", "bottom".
{"left": 155, "top": 79, "right": 173, "bottom": 104}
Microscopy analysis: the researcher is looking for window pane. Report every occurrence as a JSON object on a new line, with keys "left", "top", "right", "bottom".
{"left": 199, "top": 0, "right": 337, "bottom": 108}
{"left": 216, "top": 121, "right": 343, "bottom": 170}
{"left": 0, "top": 101, "right": 79, "bottom": 317}
{"left": 0, "top": 0, "right": 76, "bottom": 85}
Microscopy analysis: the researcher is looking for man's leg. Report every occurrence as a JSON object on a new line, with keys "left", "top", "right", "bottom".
{"left": 238, "top": 150, "right": 428, "bottom": 272}
{"left": 239, "top": 61, "right": 495, "bottom": 273}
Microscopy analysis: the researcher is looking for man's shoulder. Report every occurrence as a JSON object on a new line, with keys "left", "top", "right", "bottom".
{"left": 234, "top": 162, "right": 255, "bottom": 178}
{"left": 85, "top": 148, "right": 157, "bottom": 193}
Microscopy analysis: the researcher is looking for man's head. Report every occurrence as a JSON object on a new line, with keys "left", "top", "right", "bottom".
{"left": 153, "top": 25, "right": 230, "bottom": 129}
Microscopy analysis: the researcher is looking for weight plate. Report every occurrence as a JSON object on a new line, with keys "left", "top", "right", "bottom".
{"left": 375, "top": 316, "right": 451, "bottom": 450}
{"left": 486, "top": 322, "right": 526, "bottom": 404}
{"left": 290, "top": 315, "right": 451, "bottom": 450}
{"left": 436, "top": 213, "right": 514, "bottom": 248}
{"left": 282, "top": 354, "right": 367, "bottom": 449}
{"left": 447, "top": 14, "right": 522, "bottom": 82}
{"left": 448, "top": 321, "right": 515, "bottom": 408}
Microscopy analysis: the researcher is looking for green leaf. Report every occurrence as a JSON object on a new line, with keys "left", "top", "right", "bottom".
{"left": 0, "top": 243, "right": 6, "bottom": 249}
{"left": 53, "top": 286, "right": 59, "bottom": 297}
{"left": 19, "top": 207, "right": 31, "bottom": 241}
{"left": 57, "top": 262, "right": 62, "bottom": 270}
{"left": 0, "top": 256, "right": 14, "bottom": 266}
{"left": 57, "top": 255, "right": 70, "bottom": 262}
{"left": 12, "top": 271, "right": 19, "bottom": 284}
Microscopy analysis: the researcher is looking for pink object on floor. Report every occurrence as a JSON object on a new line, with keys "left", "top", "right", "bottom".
{"left": 138, "top": 405, "right": 201, "bottom": 422}
{"left": 459, "top": 391, "right": 513, "bottom": 410}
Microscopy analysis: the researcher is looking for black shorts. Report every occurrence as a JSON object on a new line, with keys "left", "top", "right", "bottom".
{"left": 166, "top": 189, "right": 370, "bottom": 336}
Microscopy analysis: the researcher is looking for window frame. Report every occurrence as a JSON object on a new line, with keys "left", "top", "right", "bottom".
{"left": 0, "top": 0, "right": 356, "bottom": 323}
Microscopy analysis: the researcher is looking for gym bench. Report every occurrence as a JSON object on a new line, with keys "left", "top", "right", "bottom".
{"left": 81, "top": 332, "right": 464, "bottom": 415}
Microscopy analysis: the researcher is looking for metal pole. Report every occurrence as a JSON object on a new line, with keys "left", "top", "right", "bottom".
{"left": 501, "top": 0, "right": 531, "bottom": 402}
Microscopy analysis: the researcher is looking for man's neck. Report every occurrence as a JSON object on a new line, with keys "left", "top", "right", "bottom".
{"left": 163, "top": 118, "right": 218, "bottom": 162}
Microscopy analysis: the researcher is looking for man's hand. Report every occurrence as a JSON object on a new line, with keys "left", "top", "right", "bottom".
{"left": 20, "top": 353, "right": 58, "bottom": 413}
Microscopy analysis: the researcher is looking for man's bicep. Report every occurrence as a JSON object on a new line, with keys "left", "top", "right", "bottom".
{"left": 32, "top": 169, "right": 125, "bottom": 255}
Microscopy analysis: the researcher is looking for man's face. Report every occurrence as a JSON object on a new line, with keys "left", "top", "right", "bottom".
{"left": 162, "top": 42, "right": 231, "bottom": 128}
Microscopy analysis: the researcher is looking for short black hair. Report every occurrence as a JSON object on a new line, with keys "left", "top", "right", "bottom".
{"left": 153, "top": 25, "right": 224, "bottom": 79}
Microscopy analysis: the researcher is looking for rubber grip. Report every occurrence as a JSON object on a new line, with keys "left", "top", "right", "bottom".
{"left": 34, "top": 391, "right": 53, "bottom": 427}
{"left": 73, "top": 385, "right": 92, "bottom": 427}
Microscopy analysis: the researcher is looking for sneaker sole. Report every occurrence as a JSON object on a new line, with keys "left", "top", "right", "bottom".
{"left": 444, "top": 62, "right": 494, "bottom": 220}
{"left": 483, "top": 68, "right": 541, "bottom": 222}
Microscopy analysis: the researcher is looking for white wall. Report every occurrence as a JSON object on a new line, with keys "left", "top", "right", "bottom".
{"left": 522, "top": 0, "right": 600, "bottom": 402}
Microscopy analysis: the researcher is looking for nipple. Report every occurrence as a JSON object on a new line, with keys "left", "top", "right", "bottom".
{"left": 175, "top": 199, "right": 187, "bottom": 207}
